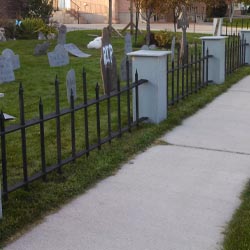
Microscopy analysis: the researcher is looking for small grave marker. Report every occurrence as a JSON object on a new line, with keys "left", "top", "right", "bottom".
{"left": 38, "top": 31, "right": 46, "bottom": 40}
{"left": 48, "top": 44, "right": 69, "bottom": 67}
{"left": 2, "top": 48, "right": 20, "bottom": 70}
{"left": 34, "top": 41, "right": 50, "bottom": 56}
{"left": 0, "top": 28, "right": 6, "bottom": 42}
{"left": 64, "top": 43, "right": 91, "bottom": 58}
{"left": 100, "top": 28, "right": 117, "bottom": 94}
{"left": 58, "top": 24, "right": 67, "bottom": 45}
{"left": 66, "top": 69, "right": 77, "bottom": 103}
{"left": 0, "top": 56, "right": 15, "bottom": 83}
{"left": 121, "top": 33, "right": 133, "bottom": 81}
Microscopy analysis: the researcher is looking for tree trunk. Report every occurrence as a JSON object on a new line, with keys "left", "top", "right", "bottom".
{"left": 146, "top": 8, "right": 151, "bottom": 46}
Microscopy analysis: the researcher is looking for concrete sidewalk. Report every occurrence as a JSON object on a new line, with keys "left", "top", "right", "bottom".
{"left": 4, "top": 77, "right": 250, "bottom": 250}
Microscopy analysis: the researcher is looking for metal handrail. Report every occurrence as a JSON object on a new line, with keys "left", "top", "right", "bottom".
{"left": 70, "top": 0, "right": 80, "bottom": 24}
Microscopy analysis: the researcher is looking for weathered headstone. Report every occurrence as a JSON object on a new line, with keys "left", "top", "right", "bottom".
{"left": 64, "top": 43, "right": 91, "bottom": 58}
{"left": 100, "top": 28, "right": 118, "bottom": 94}
{"left": 47, "top": 33, "right": 56, "bottom": 40}
{"left": 57, "top": 24, "right": 67, "bottom": 45}
{"left": 171, "top": 36, "right": 176, "bottom": 62}
{"left": 121, "top": 33, "right": 133, "bottom": 81}
{"left": 177, "top": 6, "right": 189, "bottom": 64}
{"left": 2, "top": 49, "right": 20, "bottom": 70}
{"left": 66, "top": 69, "right": 77, "bottom": 103}
{"left": 48, "top": 44, "right": 69, "bottom": 67}
{"left": 38, "top": 31, "right": 46, "bottom": 40}
{"left": 0, "top": 56, "right": 15, "bottom": 83}
{"left": 0, "top": 28, "right": 6, "bottom": 42}
{"left": 34, "top": 41, "right": 50, "bottom": 56}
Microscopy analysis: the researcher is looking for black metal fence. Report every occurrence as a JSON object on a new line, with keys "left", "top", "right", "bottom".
{"left": 167, "top": 43, "right": 212, "bottom": 106}
{"left": 0, "top": 68, "right": 148, "bottom": 200}
{"left": 225, "top": 34, "right": 247, "bottom": 75}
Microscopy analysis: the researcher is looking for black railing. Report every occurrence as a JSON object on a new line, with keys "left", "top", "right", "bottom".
{"left": 167, "top": 43, "right": 212, "bottom": 106}
{"left": 224, "top": 19, "right": 249, "bottom": 36}
{"left": 70, "top": 0, "right": 80, "bottom": 24}
{"left": 0, "top": 68, "right": 148, "bottom": 200}
{"left": 225, "top": 34, "right": 247, "bottom": 75}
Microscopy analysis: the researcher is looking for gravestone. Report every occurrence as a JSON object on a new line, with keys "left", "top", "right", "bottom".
{"left": 48, "top": 44, "right": 69, "bottom": 67}
{"left": 0, "top": 28, "right": 6, "bottom": 42}
{"left": 2, "top": 49, "right": 20, "bottom": 70}
{"left": 171, "top": 36, "right": 176, "bottom": 62}
{"left": 64, "top": 43, "right": 91, "bottom": 58}
{"left": 0, "top": 56, "right": 15, "bottom": 83}
{"left": 34, "top": 41, "right": 50, "bottom": 56}
{"left": 38, "top": 31, "right": 46, "bottom": 40}
{"left": 47, "top": 33, "right": 56, "bottom": 40}
{"left": 121, "top": 33, "right": 133, "bottom": 81}
{"left": 213, "top": 18, "right": 223, "bottom": 36}
{"left": 66, "top": 69, "right": 77, "bottom": 103}
{"left": 177, "top": 6, "right": 189, "bottom": 64}
{"left": 100, "top": 27, "right": 118, "bottom": 94}
{"left": 57, "top": 24, "right": 67, "bottom": 45}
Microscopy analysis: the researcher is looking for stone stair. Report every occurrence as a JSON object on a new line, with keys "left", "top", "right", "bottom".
{"left": 51, "top": 10, "right": 86, "bottom": 24}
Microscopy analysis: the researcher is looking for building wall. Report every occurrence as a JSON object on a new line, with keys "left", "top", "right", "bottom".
{"left": 0, "top": 0, "right": 27, "bottom": 19}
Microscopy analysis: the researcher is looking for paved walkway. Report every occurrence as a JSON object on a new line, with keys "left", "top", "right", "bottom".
{"left": 4, "top": 77, "right": 250, "bottom": 250}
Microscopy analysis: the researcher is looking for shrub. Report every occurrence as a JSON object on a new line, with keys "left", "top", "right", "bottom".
{"left": 206, "top": 0, "right": 227, "bottom": 18}
{"left": 154, "top": 31, "right": 181, "bottom": 48}
{"left": 15, "top": 18, "right": 57, "bottom": 39}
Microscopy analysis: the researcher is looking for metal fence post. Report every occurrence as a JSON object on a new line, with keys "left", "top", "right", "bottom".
{"left": 0, "top": 183, "right": 2, "bottom": 219}
{"left": 240, "top": 30, "right": 250, "bottom": 64}
{"left": 127, "top": 50, "right": 171, "bottom": 124}
{"left": 200, "top": 36, "right": 226, "bottom": 84}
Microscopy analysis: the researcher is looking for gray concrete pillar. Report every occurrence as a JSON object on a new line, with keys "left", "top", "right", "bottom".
{"left": 240, "top": 30, "right": 250, "bottom": 64}
{"left": 200, "top": 36, "right": 226, "bottom": 84}
{"left": 127, "top": 50, "right": 171, "bottom": 124}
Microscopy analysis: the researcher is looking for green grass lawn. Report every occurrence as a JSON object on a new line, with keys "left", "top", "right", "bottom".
{"left": 0, "top": 30, "right": 249, "bottom": 249}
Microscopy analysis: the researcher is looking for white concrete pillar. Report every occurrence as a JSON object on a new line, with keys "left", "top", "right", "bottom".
{"left": 127, "top": 50, "right": 171, "bottom": 124}
{"left": 240, "top": 30, "right": 250, "bottom": 64}
{"left": 200, "top": 36, "right": 227, "bottom": 84}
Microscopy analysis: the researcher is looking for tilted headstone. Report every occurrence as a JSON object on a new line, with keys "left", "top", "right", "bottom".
{"left": 0, "top": 56, "right": 15, "bottom": 83}
{"left": 64, "top": 43, "right": 91, "bottom": 58}
{"left": 48, "top": 44, "right": 69, "bottom": 67}
{"left": 34, "top": 41, "right": 50, "bottom": 56}
{"left": 213, "top": 18, "right": 223, "bottom": 36}
{"left": 38, "top": 31, "right": 46, "bottom": 40}
{"left": 66, "top": 69, "right": 77, "bottom": 103}
{"left": 121, "top": 33, "right": 133, "bottom": 81}
{"left": 2, "top": 49, "right": 20, "bottom": 70}
{"left": 0, "top": 28, "right": 6, "bottom": 42}
{"left": 177, "top": 6, "right": 189, "bottom": 64}
{"left": 57, "top": 24, "right": 67, "bottom": 45}
{"left": 100, "top": 27, "right": 118, "bottom": 94}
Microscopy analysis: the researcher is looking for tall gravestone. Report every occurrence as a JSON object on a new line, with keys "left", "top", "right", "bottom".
{"left": 0, "top": 56, "right": 15, "bottom": 83}
{"left": 48, "top": 44, "right": 69, "bottom": 67}
{"left": 58, "top": 24, "right": 67, "bottom": 45}
{"left": 66, "top": 69, "right": 77, "bottom": 103}
{"left": 2, "top": 49, "right": 20, "bottom": 70}
{"left": 121, "top": 33, "right": 133, "bottom": 81}
{"left": 0, "top": 28, "right": 6, "bottom": 42}
{"left": 100, "top": 28, "right": 117, "bottom": 94}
